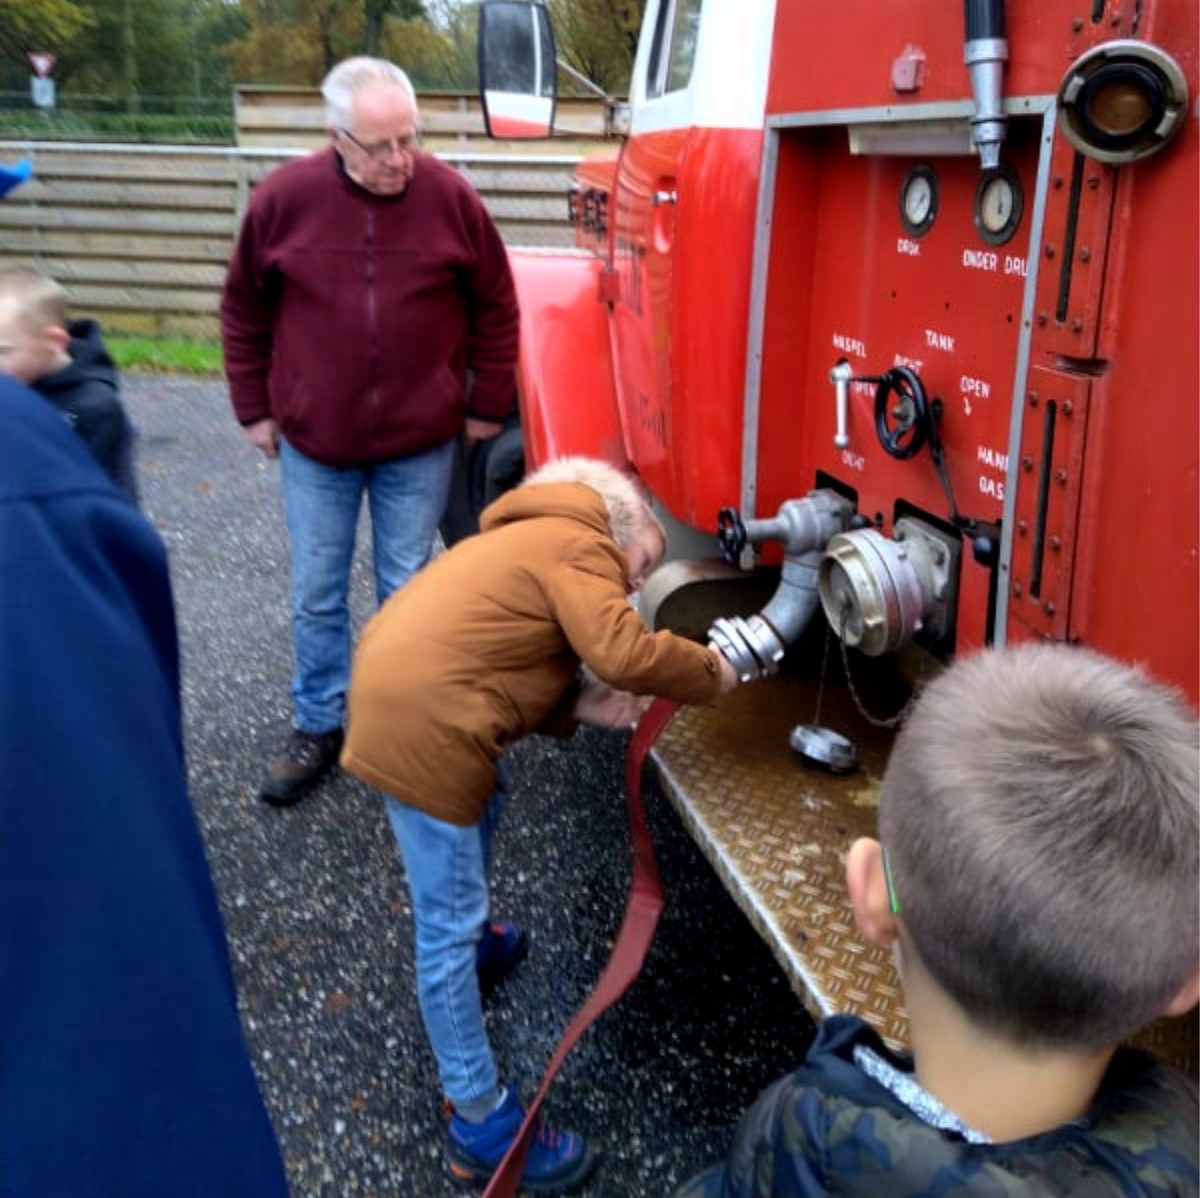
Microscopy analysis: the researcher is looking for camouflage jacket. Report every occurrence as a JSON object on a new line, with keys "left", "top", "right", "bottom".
{"left": 675, "top": 1015, "right": 1198, "bottom": 1197}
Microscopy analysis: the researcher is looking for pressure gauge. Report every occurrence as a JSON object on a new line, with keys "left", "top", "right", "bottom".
{"left": 974, "top": 165, "right": 1023, "bottom": 246}
{"left": 899, "top": 165, "right": 938, "bottom": 237}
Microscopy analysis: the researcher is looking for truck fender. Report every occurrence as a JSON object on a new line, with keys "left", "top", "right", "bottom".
{"left": 509, "top": 248, "right": 627, "bottom": 471}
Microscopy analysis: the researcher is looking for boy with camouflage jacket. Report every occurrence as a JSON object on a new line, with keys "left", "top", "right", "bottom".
{"left": 677, "top": 644, "right": 1198, "bottom": 1197}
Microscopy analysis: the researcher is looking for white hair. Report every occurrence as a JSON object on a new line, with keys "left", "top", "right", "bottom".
{"left": 321, "top": 57, "right": 418, "bottom": 129}
{"left": 522, "top": 456, "right": 662, "bottom": 550}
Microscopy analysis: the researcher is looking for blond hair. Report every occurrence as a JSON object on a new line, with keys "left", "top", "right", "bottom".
{"left": 321, "top": 57, "right": 418, "bottom": 129}
{"left": 879, "top": 643, "right": 1199, "bottom": 1050}
{"left": 521, "top": 456, "right": 663, "bottom": 551}
{"left": 0, "top": 268, "right": 68, "bottom": 333}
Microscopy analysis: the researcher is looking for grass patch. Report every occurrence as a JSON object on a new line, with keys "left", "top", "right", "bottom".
{"left": 110, "top": 336, "right": 223, "bottom": 375}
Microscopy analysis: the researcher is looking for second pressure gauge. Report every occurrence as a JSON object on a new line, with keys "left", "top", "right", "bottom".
{"left": 899, "top": 164, "right": 938, "bottom": 237}
{"left": 974, "top": 165, "right": 1023, "bottom": 246}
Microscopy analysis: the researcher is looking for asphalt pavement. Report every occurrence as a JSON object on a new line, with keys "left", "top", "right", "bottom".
{"left": 125, "top": 374, "right": 816, "bottom": 1198}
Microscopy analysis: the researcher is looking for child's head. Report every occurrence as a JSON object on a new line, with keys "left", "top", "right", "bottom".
{"left": 850, "top": 643, "right": 1198, "bottom": 1052}
{"left": 0, "top": 269, "right": 71, "bottom": 384}
{"left": 522, "top": 456, "right": 667, "bottom": 593}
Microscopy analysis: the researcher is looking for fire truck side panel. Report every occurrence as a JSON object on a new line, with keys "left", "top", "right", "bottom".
{"left": 509, "top": 251, "right": 628, "bottom": 469}
{"left": 747, "top": 134, "right": 822, "bottom": 526}
{"left": 768, "top": 0, "right": 1114, "bottom": 114}
{"left": 1066, "top": 112, "right": 1199, "bottom": 700}
{"left": 751, "top": 121, "right": 1043, "bottom": 652}
{"left": 610, "top": 126, "right": 764, "bottom": 529}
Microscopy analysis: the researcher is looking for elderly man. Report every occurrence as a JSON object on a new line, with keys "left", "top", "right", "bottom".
{"left": 221, "top": 58, "right": 519, "bottom": 806}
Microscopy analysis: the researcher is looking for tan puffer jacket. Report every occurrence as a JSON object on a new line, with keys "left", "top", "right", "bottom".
{"left": 342, "top": 481, "right": 722, "bottom": 825}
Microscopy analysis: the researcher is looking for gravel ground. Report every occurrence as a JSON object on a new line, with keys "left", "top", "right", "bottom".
{"left": 125, "top": 374, "right": 816, "bottom": 1198}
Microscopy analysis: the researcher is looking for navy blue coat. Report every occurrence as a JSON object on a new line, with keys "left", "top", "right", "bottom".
{"left": 0, "top": 375, "right": 289, "bottom": 1197}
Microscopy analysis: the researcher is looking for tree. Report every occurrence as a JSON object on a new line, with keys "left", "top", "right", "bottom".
{"left": 121, "top": 0, "right": 140, "bottom": 113}
{"left": 224, "top": 0, "right": 432, "bottom": 83}
{"left": 388, "top": 0, "right": 477, "bottom": 89}
{"left": 226, "top": 0, "right": 362, "bottom": 83}
{"left": 62, "top": 0, "right": 194, "bottom": 104}
{"left": 547, "top": 0, "right": 643, "bottom": 95}
{"left": 0, "top": 0, "right": 93, "bottom": 72}
{"left": 188, "top": 0, "right": 252, "bottom": 102}
{"left": 365, "top": 0, "right": 427, "bottom": 56}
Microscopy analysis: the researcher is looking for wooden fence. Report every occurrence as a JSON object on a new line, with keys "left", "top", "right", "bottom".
{"left": 0, "top": 140, "right": 582, "bottom": 338}
{"left": 235, "top": 86, "right": 609, "bottom": 151}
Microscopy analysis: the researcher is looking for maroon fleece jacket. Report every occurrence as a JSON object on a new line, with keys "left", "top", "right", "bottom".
{"left": 220, "top": 147, "right": 519, "bottom": 466}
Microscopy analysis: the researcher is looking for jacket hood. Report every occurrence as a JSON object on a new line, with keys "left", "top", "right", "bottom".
{"left": 38, "top": 319, "right": 117, "bottom": 394}
{"left": 480, "top": 482, "right": 611, "bottom": 539}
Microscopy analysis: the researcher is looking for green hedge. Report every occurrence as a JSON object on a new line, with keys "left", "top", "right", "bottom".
{"left": 0, "top": 111, "right": 233, "bottom": 143}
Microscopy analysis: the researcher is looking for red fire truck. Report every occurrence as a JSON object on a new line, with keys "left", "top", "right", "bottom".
{"left": 476, "top": 0, "right": 1198, "bottom": 1065}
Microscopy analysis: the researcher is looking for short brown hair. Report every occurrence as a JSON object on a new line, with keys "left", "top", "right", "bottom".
{"left": 522, "top": 456, "right": 663, "bottom": 552}
{"left": 0, "top": 268, "right": 68, "bottom": 333}
{"left": 879, "top": 643, "right": 1198, "bottom": 1050}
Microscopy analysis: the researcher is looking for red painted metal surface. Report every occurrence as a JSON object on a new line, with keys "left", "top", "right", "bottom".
{"left": 608, "top": 125, "right": 764, "bottom": 528}
{"left": 768, "top": 0, "right": 1117, "bottom": 113}
{"left": 508, "top": 250, "right": 627, "bottom": 470}
{"left": 1066, "top": 118, "right": 1199, "bottom": 700}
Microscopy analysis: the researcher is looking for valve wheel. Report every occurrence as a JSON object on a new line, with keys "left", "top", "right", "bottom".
{"left": 874, "top": 366, "right": 930, "bottom": 460}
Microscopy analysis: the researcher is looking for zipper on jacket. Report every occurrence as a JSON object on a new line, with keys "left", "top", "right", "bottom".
{"left": 366, "top": 208, "right": 380, "bottom": 448}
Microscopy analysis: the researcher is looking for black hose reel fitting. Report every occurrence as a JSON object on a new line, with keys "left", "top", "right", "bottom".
{"left": 716, "top": 506, "right": 748, "bottom": 565}
{"left": 873, "top": 366, "right": 932, "bottom": 461}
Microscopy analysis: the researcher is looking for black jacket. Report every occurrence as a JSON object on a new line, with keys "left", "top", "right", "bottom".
{"left": 34, "top": 317, "right": 138, "bottom": 502}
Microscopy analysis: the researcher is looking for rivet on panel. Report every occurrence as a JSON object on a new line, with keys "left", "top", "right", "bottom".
{"left": 1017, "top": 520, "right": 1029, "bottom": 535}
{"left": 1045, "top": 601, "right": 1057, "bottom": 616}
{"left": 1037, "top": 311, "right": 1048, "bottom": 327}
{"left": 1078, "top": 246, "right": 1091, "bottom": 263}
{"left": 1013, "top": 581, "right": 1024, "bottom": 597}
{"left": 1028, "top": 391, "right": 1039, "bottom": 407}
{"left": 1052, "top": 175, "right": 1065, "bottom": 189}
{"left": 1071, "top": 316, "right": 1084, "bottom": 332}
{"left": 1044, "top": 243, "right": 1057, "bottom": 259}
{"left": 1049, "top": 535, "right": 1062, "bottom": 551}
{"left": 1062, "top": 400, "right": 1074, "bottom": 415}
{"left": 1071, "top": 16, "right": 1084, "bottom": 30}
{"left": 1087, "top": 176, "right": 1101, "bottom": 190}
{"left": 1054, "top": 468, "right": 1068, "bottom": 484}
{"left": 1022, "top": 456, "right": 1034, "bottom": 472}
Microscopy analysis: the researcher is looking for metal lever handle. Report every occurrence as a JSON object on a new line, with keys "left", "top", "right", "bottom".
{"left": 829, "top": 361, "right": 853, "bottom": 449}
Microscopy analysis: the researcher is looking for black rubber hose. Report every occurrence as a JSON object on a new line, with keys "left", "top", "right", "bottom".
{"left": 965, "top": 0, "right": 1005, "bottom": 42}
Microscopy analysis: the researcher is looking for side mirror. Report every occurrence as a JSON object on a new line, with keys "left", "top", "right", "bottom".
{"left": 478, "top": 0, "right": 557, "bottom": 139}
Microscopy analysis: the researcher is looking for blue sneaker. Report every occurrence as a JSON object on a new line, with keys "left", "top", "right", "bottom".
{"left": 446, "top": 1087, "right": 595, "bottom": 1193}
{"left": 476, "top": 920, "right": 528, "bottom": 991}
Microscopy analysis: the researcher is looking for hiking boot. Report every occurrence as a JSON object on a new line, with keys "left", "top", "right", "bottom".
{"left": 445, "top": 1087, "right": 595, "bottom": 1193}
{"left": 476, "top": 920, "right": 528, "bottom": 992}
{"left": 260, "top": 728, "right": 344, "bottom": 807}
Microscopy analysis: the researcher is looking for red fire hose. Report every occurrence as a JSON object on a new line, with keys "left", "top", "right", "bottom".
{"left": 481, "top": 696, "right": 680, "bottom": 1198}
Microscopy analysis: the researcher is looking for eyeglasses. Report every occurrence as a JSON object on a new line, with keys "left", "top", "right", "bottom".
{"left": 881, "top": 846, "right": 901, "bottom": 915}
{"left": 337, "top": 127, "right": 419, "bottom": 161}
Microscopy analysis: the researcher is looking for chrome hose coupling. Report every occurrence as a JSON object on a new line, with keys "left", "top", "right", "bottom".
{"left": 708, "top": 614, "right": 785, "bottom": 683}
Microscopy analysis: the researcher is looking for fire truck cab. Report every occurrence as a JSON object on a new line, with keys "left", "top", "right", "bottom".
{"left": 478, "top": 0, "right": 1198, "bottom": 1067}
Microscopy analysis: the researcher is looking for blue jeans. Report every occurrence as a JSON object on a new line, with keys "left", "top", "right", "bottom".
{"left": 385, "top": 766, "right": 511, "bottom": 1113}
{"left": 279, "top": 438, "right": 454, "bottom": 733}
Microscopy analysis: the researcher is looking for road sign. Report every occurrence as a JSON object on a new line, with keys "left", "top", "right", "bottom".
{"left": 28, "top": 52, "right": 56, "bottom": 79}
{"left": 31, "top": 78, "right": 56, "bottom": 110}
